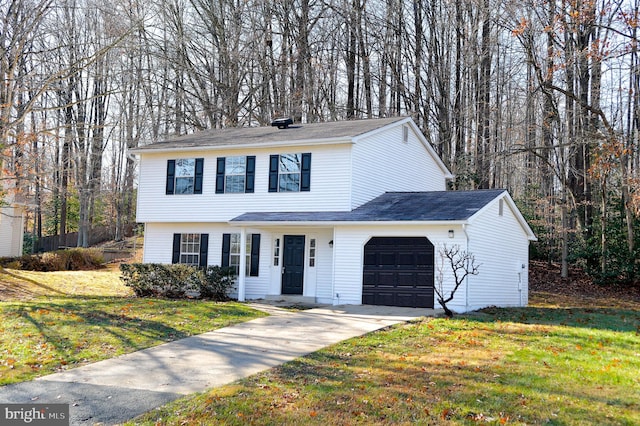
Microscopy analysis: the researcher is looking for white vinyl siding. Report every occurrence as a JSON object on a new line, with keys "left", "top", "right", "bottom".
{"left": 351, "top": 124, "right": 448, "bottom": 208}
{"left": 136, "top": 144, "right": 352, "bottom": 223}
{"left": 461, "top": 196, "right": 530, "bottom": 312}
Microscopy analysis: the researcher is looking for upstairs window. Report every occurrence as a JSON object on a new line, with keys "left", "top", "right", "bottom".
{"left": 172, "top": 233, "right": 209, "bottom": 267}
{"left": 166, "top": 158, "right": 204, "bottom": 195}
{"left": 216, "top": 156, "right": 255, "bottom": 193}
{"left": 222, "top": 233, "right": 261, "bottom": 276}
{"left": 269, "top": 153, "right": 311, "bottom": 192}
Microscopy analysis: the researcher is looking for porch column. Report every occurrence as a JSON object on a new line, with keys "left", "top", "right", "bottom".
{"left": 238, "top": 227, "right": 247, "bottom": 302}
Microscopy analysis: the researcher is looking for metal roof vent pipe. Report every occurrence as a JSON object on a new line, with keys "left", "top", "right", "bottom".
{"left": 271, "top": 117, "right": 293, "bottom": 129}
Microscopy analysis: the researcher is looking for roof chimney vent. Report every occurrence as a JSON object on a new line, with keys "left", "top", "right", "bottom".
{"left": 271, "top": 117, "right": 293, "bottom": 129}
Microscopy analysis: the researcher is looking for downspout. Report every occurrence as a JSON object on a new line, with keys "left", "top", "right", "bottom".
{"left": 143, "top": 223, "right": 148, "bottom": 262}
{"left": 18, "top": 206, "right": 25, "bottom": 255}
{"left": 330, "top": 228, "right": 337, "bottom": 305}
{"left": 238, "top": 227, "right": 247, "bottom": 302}
{"left": 462, "top": 223, "right": 470, "bottom": 312}
{"left": 518, "top": 262, "right": 526, "bottom": 307}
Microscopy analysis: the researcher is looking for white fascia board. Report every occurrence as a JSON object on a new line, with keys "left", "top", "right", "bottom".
{"left": 227, "top": 220, "right": 469, "bottom": 227}
{"left": 129, "top": 137, "right": 354, "bottom": 155}
{"left": 504, "top": 192, "right": 538, "bottom": 241}
{"left": 406, "top": 120, "right": 454, "bottom": 179}
{"left": 350, "top": 116, "right": 413, "bottom": 142}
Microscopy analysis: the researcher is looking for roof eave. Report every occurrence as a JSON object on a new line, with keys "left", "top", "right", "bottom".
{"left": 129, "top": 137, "right": 354, "bottom": 155}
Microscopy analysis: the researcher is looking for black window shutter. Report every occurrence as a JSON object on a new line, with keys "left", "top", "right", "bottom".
{"left": 194, "top": 158, "right": 204, "bottom": 194}
{"left": 172, "top": 233, "right": 181, "bottom": 263}
{"left": 268, "top": 155, "right": 279, "bottom": 192}
{"left": 245, "top": 156, "right": 256, "bottom": 193}
{"left": 199, "top": 234, "right": 209, "bottom": 268}
{"left": 250, "top": 234, "right": 260, "bottom": 277}
{"left": 216, "top": 157, "right": 226, "bottom": 194}
{"left": 301, "top": 153, "right": 312, "bottom": 191}
{"left": 221, "top": 233, "right": 231, "bottom": 267}
{"left": 166, "top": 160, "right": 176, "bottom": 195}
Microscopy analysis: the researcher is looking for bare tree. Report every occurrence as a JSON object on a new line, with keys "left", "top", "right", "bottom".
{"left": 435, "top": 244, "right": 480, "bottom": 317}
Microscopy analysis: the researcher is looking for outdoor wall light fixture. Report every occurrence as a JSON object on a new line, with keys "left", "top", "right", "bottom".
{"left": 329, "top": 240, "right": 334, "bottom": 247}
{"left": 448, "top": 230, "right": 454, "bottom": 238}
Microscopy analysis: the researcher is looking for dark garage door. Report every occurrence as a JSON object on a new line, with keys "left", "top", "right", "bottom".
{"left": 363, "top": 237, "right": 434, "bottom": 308}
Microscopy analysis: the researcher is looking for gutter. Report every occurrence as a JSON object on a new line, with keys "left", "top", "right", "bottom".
{"left": 228, "top": 219, "right": 470, "bottom": 227}
{"left": 462, "top": 223, "right": 470, "bottom": 312}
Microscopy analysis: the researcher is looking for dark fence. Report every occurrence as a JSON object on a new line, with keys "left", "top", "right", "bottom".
{"left": 34, "top": 226, "right": 115, "bottom": 253}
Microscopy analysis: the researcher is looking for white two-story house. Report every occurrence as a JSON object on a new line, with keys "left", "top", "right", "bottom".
{"left": 132, "top": 117, "right": 536, "bottom": 313}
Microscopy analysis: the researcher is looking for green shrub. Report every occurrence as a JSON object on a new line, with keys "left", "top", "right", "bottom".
{"left": 201, "top": 266, "right": 236, "bottom": 300}
{"left": 119, "top": 263, "right": 236, "bottom": 300}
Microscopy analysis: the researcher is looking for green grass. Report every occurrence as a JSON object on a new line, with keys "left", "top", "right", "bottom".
{"left": 0, "top": 267, "right": 267, "bottom": 385}
{"left": 0, "top": 266, "right": 133, "bottom": 300}
{"left": 129, "top": 304, "right": 640, "bottom": 425}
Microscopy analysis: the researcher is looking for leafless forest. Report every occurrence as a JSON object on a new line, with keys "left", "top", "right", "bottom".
{"left": 1, "top": 0, "right": 639, "bottom": 283}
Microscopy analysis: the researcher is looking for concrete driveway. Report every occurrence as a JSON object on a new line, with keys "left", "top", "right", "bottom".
{"left": 0, "top": 304, "right": 437, "bottom": 425}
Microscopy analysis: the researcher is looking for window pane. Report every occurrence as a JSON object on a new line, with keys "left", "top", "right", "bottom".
{"left": 175, "top": 177, "right": 194, "bottom": 194}
{"left": 279, "top": 173, "right": 300, "bottom": 192}
{"left": 175, "top": 159, "right": 195, "bottom": 177}
{"left": 179, "top": 233, "right": 200, "bottom": 266}
{"left": 279, "top": 154, "right": 301, "bottom": 172}
{"left": 225, "top": 175, "right": 245, "bottom": 193}
{"left": 230, "top": 254, "right": 240, "bottom": 274}
{"left": 226, "top": 156, "right": 246, "bottom": 174}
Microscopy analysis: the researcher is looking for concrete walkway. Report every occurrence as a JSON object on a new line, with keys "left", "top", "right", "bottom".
{"left": 0, "top": 304, "right": 437, "bottom": 425}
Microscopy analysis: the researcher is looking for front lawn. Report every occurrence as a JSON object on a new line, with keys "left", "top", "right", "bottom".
{"left": 0, "top": 267, "right": 266, "bottom": 385}
{"left": 130, "top": 300, "right": 640, "bottom": 425}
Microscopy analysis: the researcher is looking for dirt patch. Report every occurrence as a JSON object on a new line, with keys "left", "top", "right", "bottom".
{"left": 529, "top": 260, "right": 640, "bottom": 309}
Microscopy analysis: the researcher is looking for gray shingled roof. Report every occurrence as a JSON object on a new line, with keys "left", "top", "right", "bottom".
{"left": 132, "top": 117, "right": 408, "bottom": 152}
{"left": 231, "top": 190, "right": 506, "bottom": 223}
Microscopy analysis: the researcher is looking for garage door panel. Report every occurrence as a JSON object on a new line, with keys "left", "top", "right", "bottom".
{"left": 364, "top": 252, "right": 377, "bottom": 266}
{"left": 363, "top": 272, "right": 377, "bottom": 285}
{"left": 378, "top": 252, "right": 397, "bottom": 265}
{"left": 397, "top": 252, "right": 417, "bottom": 265}
{"left": 395, "top": 293, "right": 420, "bottom": 307}
{"left": 415, "top": 271, "right": 432, "bottom": 284}
{"left": 377, "top": 272, "right": 397, "bottom": 285}
{"left": 396, "top": 272, "right": 418, "bottom": 286}
{"left": 362, "top": 237, "right": 434, "bottom": 309}
{"left": 411, "top": 292, "right": 434, "bottom": 308}
{"left": 373, "top": 292, "right": 397, "bottom": 306}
